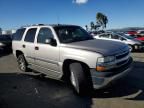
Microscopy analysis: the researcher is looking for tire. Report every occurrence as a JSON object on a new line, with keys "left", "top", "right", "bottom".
{"left": 128, "top": 45, "right": 134, "bottom": 52}
{"left": 17, "top": 54, "right": 28, "bottom": 72}
{"left": 69, "top": 63, "right": 92, "bottom": 95}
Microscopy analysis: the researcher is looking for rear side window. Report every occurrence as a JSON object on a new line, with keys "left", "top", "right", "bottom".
{"left": 24, "top": 28, "right": 37, "bottom": 42}
{"left": 13, "top": 28, "right": 25, "bottom": 40}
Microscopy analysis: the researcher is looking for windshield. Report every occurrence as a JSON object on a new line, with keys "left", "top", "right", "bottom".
{"left": 123, "top": 34, "right": 135, "bottom": 39}
{"left": 139, "top": 31, "right": 144, "bottom": 34}
{"left": 117, "top": 33, "right": 135, "bottom": 39}
{"left": 54, "top": 26, "right": 93, "bottom": 43}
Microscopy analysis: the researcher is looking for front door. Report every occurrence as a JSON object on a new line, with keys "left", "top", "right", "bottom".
{"left": 34, "top": 27, "right": 60, "bottom": 77}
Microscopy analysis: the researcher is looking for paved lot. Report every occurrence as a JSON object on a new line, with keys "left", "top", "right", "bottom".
{"left": 0, "top": 50, "right": 144, "bottom": 108}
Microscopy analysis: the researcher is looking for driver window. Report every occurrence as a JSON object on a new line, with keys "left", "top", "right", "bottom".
{"left": 37, "top": 28, "right": 54, "bottom": 44}
{"left": 120, "top": 37, "right": 126, "bottom": 41}
{"left": 111, "top": 34, "right": 120, "bottom": 39}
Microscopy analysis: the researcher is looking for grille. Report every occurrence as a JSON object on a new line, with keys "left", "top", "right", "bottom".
{"left": 106, "top": 57, "right": 132, "bottom": 75}
{"left": 116, "top": 51, "right": 129, "bottom": 60}
{"left": 117, "top": 59, "right": 128, "bottom": 66}
{"left": 115, "top": 50, "right": 130, "bottom": 67}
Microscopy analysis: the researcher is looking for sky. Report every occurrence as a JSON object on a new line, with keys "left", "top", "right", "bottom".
{"left": 0, "top": 0, "right": 144, "bottom": 30}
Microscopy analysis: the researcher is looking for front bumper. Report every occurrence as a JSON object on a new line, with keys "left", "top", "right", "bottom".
{"left": 0, "top": 42, "right": 12, "bottom": 49}
{"left": 0, "top": 43, "right": 5, "bottom": 47}
{"left": 135, "top": 45, "right": 144, "bottom": 50}
{"left": 90, "top": 57, "right": 133, "bottom": 89}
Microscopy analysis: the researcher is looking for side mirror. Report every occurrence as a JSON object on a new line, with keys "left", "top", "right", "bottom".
{"left": 45, "top": 38, "right": 57, "bottom": 46}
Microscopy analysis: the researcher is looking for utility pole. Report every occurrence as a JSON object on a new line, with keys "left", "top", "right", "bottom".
{"left": 0, "top": 28, "right": 2, "bottom": 35}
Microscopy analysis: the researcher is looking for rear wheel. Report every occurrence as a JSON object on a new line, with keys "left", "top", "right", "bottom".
{"left": 17, "top": 54, "right": 28, "bottom": 72}
{"left": 69, "top": 63, "right": 92, "bottom": 95}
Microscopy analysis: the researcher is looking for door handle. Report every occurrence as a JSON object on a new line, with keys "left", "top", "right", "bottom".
{"left": 22, "top": 45, "right": 26, "bottom": 48}
{"left": 35, "top": 46, "right": 39, "bottom": 50}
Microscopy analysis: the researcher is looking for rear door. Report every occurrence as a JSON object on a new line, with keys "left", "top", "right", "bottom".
{"left": 23, "top": 28, "right": 37, "bottom": 65}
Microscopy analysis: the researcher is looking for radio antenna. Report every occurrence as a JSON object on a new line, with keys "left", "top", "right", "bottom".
{"left": 57, "top": 15, "right": 60, "bottom": 25}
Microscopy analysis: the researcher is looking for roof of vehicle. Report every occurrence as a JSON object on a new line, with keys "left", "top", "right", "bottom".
{"left": 137, "top": 30, "right": 144, "bottom": 32}
{"left": 137, "top": 30, "right": 144, "bottom": 34}
{"left": 20, "top": 24, "right": 80, "bottom": 29}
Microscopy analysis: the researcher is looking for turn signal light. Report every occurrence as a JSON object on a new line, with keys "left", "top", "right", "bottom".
{"left": 96, "top": 66, "right": 106, "bottom": 72}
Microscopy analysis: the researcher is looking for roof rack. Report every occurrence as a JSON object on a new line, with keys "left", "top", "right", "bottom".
{"left": 20, "top": 24, "right": 77, "bottom": 28}
{"left": 21, "top": 24, "right": 47, "bottom": 28}
{"left": 32, "top": 24, "right": 46, "bottom": 26}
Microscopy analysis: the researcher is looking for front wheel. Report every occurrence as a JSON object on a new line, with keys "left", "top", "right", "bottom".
{"left": 128, "top": 45, "right": 134, "bottom": 52}
{"left": 69, "top": 63, "right": 92, "bottom": 95}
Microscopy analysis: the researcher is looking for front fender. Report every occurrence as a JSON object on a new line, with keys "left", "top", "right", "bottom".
{"left": 60, "top": 47, "right": 102, "bottom": 68}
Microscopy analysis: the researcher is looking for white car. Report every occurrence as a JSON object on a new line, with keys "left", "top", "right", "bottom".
{"left": 94, "top": 32, "right": 143, "bottom": 51}
{"left": 137, "top": 30, "right": 144, "bottom": 36}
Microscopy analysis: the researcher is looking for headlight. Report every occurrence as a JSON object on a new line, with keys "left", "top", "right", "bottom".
{"left": 0, "top": 43, "right": 4, "bottom": 46}
{"left": 97, "top": 56, "right": 115, "bottom": 63}
{"left": 96, "top": 56, "right": 116, "bottom": 72}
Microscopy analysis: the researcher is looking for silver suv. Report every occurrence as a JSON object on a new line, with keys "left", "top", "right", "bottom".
{"left": 12, "top": 24, "right": 133, "bottom": 94}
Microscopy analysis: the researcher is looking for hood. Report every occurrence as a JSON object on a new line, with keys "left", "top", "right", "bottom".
{"left": 129, "top": 38, "right": 142, "bottom": 44}
{"left": 61, "top": 39, "right": 129, "bottom": 56}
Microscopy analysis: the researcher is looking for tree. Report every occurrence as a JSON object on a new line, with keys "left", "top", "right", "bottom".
{"left": 90, "top": 21, "right": 95, "bottom": 31}
{"left": 96, "top": 12, "right": 108, "bottom": 29}
{"left": 85, "top": 25, "right": 88, "bottom": 31}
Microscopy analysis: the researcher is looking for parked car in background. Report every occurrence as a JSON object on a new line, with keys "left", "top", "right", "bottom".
{"left": 134, "top": 30, "right": 144, "bottom": 42}
{"left": 137, "top": 30, "right": 144, "bottom": 36}
{"left": 129, "top": 34, "right": 144, "bottom": 42}
{"left": 94, "top": 32, "right": 143, "bottom": 51}
{"left": 0, "top": 34, "right": 12, "bottom": 50}
{"left": 136, "top": 35, "right": 144, "bottom": 42}
{"left": 126, "top": 32, "right": 144, "bottom": 43}
{"left": 125, "top": 30, "right": 137, "bottom": 36}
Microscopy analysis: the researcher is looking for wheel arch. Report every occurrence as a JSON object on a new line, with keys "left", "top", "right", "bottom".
{"left": 16, "top": 50, "right": 24, "bottom": 58}
{"left": 62, "top": 59, "right": 90, "bottom": 81}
